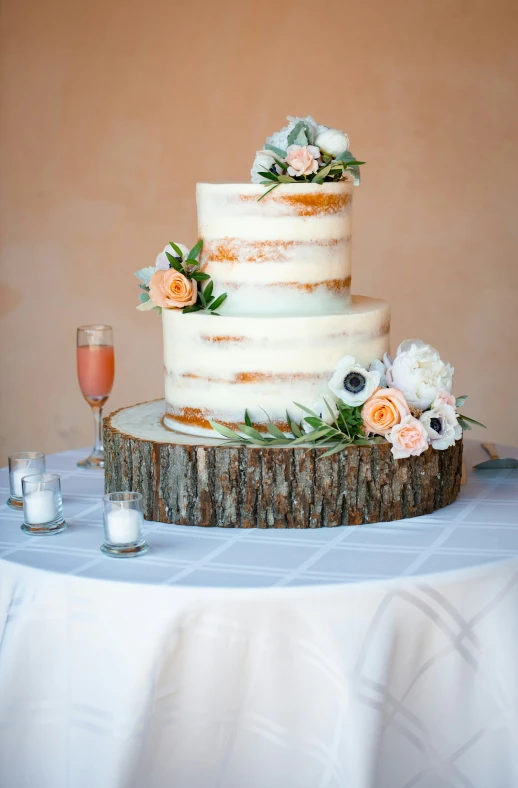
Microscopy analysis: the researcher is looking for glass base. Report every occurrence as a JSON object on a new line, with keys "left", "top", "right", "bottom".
{"left": 7, "top": 496, "right": 23, "bottom": 510}
{"left": 21, "top": 519, "right": 67, "bottom": 536}
{"left": 100, "top": 540, "right": 149, "bottom": 558}
{"left": 77, "top": 452, "right": 104, "bottom": 469}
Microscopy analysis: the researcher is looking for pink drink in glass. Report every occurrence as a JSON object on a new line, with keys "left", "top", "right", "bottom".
{"left": 77, "top": 345, "right": 115, "bottom": 405}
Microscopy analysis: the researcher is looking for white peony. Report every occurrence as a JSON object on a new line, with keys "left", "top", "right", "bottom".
{"left": 328, "top": 355, "right": 380, "bottom": 406}
{"left": 155, "top": 243, "right": 189, "bottom": 270}
{"left": 420, "top": 403, "right": 462, "bottom": 450}
{"left": 315, "top": 127, "right": 350, "bottom": 158}
{"left": 301, "top": 396, "right": 338, "bottom": 434}
{"left": 265, "top": 115, "right": 325, "bottom": 152}
{"left": 251, "top": 150, "right": 280, "bottom": 184}
{"left": 386, "top": 339, "right": 454, "bottom": 410}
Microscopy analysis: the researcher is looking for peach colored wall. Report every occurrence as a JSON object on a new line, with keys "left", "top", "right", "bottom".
{"left": 1, "top": 0, "right": 518, "bottom": 464}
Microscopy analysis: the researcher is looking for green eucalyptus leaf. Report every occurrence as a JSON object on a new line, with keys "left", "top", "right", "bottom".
{"left": 169, "top": 242, "right": 185, "bottom": 259}
{"left": 191, "top": 271, "right": 211, "bottom": 282}
{"left": 210, "top": 422, "right": 248, "bottom": 441}
{"left": 257, "top": 183, "right": 281, "bottom": 201}
{"left": 258, "top": 170, "right": 280, "bottom": 182}
{"left": 138, "top": 292, "right": 150, "bottom": 303}
{"left": 277, "top": 174, "right": 296, "bottom": 183}
{"left": 293, "top": 401, "right": 320, "bottom": 418}
{"left": 264, "top": 143, "right": 287, "bottom": 158}
{"left": 266, "top": 423, "right": 286, "bottom": 439}
{"left": 138, "top": 283, "right": 149, "bottom": 291}
{"left": 348, "top": 164, "right": 361, "bottom": 183}
{"left": 290, "top": 427, "right": 334, "bottom": 445}
{"left": 182, "top": 304, "right": 203, "bottom": 314}
{"left": 203, "top": 280, "right": 214, "bottom": 301}
{"left": 304, "top": 416, "right": 323, "bottom": 429}
{"left": 188, "top": 239, "right": 203, "bottom": 260}
{"left": 290, "top": 421, "right": 303, "bottom": 438}
{"left": 312, "top": 162, "right": 334, "bottom": 183}
{"left": 165, "top": 252, "right": 184, "bottom": 273}
{"left": 293, "top": 128, "right": 309, "bottom": 146}
{"left": 135, "top": 266, "right": 156, "bottom": 286}
{"left": 335, "top": 150, "right": 358, "bottom": 164}
{"left": 287, "top": 120, "right": 309, "bottom": 146}
{"left": 457, "top": 417, "right": 472, "bottom": 431}
{"left": 209, "top": 293, "right": 227, "bottom": 311}
{"left": 318, "top": 442, "right": 348, "bottom": 459}
{"left": 458, "top": 414, "right": 486, "bottom": 429}
{"left": 237, "top": 424, "right": 267, "bottom": 442}
{"left": 455, "top": 395, "right": 468, "bottom": 407}
{"left": 273, "top": 158, "right": 288, "bottom": 172}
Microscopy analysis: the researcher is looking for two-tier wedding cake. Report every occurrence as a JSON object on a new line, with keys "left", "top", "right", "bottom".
{"left": 122, "top": 115, "right": 480, "bottom": 526}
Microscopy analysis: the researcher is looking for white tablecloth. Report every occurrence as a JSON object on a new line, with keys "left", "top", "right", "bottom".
{"left": 1, "top": 441, "right": 517, "bottom": 788}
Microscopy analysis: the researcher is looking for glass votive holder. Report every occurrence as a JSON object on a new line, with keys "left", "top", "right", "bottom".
{"left": 8, "top": 452, "right": 46, "bottom": 510}
{"left": 101, "top": 492, "right": 149, "bottom": 558}
{"left": 21, "top": 473, "right": 67, "bottom": 535}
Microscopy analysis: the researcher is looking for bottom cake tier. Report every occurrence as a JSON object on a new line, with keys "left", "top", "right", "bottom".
{"left": 162, "top": 295, "right": 390, "bottom": 437}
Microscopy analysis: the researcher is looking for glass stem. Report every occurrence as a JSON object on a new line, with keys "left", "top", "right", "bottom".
{"left": 92, "top": 405, "right": 104, "bottom": 455}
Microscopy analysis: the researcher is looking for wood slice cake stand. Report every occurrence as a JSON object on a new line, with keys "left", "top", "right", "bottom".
{"left": 104, "top": 400, "right": 463, "bottom": 528}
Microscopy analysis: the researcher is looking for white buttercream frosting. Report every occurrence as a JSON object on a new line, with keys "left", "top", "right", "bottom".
{"left": 162, "top": 297, "right": 390, "bottom": 437}
{"left": 197, "top": 181, "right": 354, "bottom": 317}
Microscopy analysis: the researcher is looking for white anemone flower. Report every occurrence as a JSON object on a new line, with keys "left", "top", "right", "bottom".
{"left": 328, "top": 355, "right": 380, "bottom": 406}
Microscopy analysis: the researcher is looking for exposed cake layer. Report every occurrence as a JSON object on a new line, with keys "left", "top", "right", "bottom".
{"left": 197, "top": 181, "right": 354, "bottom": 316}
{"left": 163, "top": 296, "right": 390, "bottom": 437}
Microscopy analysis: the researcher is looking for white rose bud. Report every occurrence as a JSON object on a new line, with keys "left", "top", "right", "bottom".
{"left": 314, "top": 127, "right": 350, "bottom": 158}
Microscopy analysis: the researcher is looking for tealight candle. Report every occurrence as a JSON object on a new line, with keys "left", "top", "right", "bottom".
{"left": 24, "top": 490, "right": 58, "bottom": 525}
{"left": 12, "top": 469, "right": 26, "bottom": 498}
{"left": 21, "top": 473, "right": 67, "bottom": 535}
{"left": 102, "top": 492, "right": 148, "bottom": 558}
{"left": 8, "top": 452, "right": 46, "bottom": 510}
{"left": 105, "top": 507, "right": 141, "bottom": 545}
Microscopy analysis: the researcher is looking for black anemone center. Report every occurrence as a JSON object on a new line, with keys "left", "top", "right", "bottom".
{"left": 343, "top": 372, "right": 366, "bottom": 394}
{"left": 269, "top": 164, "right": 278, "bottom": 174}
{"left": 430, "top": 417, "right": 442, "bottom": 434}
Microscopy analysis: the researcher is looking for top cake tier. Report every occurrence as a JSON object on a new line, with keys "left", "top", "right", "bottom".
{"left": 197, "top": 181, "right": 354, "bottom": 317}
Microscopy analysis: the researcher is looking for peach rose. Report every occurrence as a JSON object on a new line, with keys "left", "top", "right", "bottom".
{"left": 286, "top": 144, "right": 320, "bottom": 177}
{"left": 361, "top": 387, "right": 410, "bottom": 436}
{"left": 387, "top": 415, "right": 429, "bottom": 459}
{"left": 149, "top": 269, "right": 197, "bottom": 309}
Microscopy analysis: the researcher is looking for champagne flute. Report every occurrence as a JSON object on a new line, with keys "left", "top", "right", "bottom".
{"left": 77, "top": 325, "right": 115, "bottom": 469}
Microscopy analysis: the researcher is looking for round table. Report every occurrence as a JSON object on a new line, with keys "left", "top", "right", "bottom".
{"left": 1, "top": 441, "right": 517, "bottom": 788}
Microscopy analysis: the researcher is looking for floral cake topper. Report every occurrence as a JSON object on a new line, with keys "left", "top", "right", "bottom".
{"left": 251, "top": 114, "right": 364, "bottom": 200}
{"left": 212, "top": 340, "right": 484, "bottom": 460}
{"left": 135, "top": 241, "right": 227, "bottom": 315}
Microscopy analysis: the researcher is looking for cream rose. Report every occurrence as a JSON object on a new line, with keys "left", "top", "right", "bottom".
{"left": 286, "top": 144, "right": 320, "bottom": 177}
{"left": 314, "top": 127, "right": 350, "bottom": 158}
{"left": 361, "top": 388, "right": 410, "bottom": 436}
{"left": 387, "top": 415, "right": 429, "bottom": 459}
{"left": 149, "top": 269, "right": 197, "bottom": 309}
